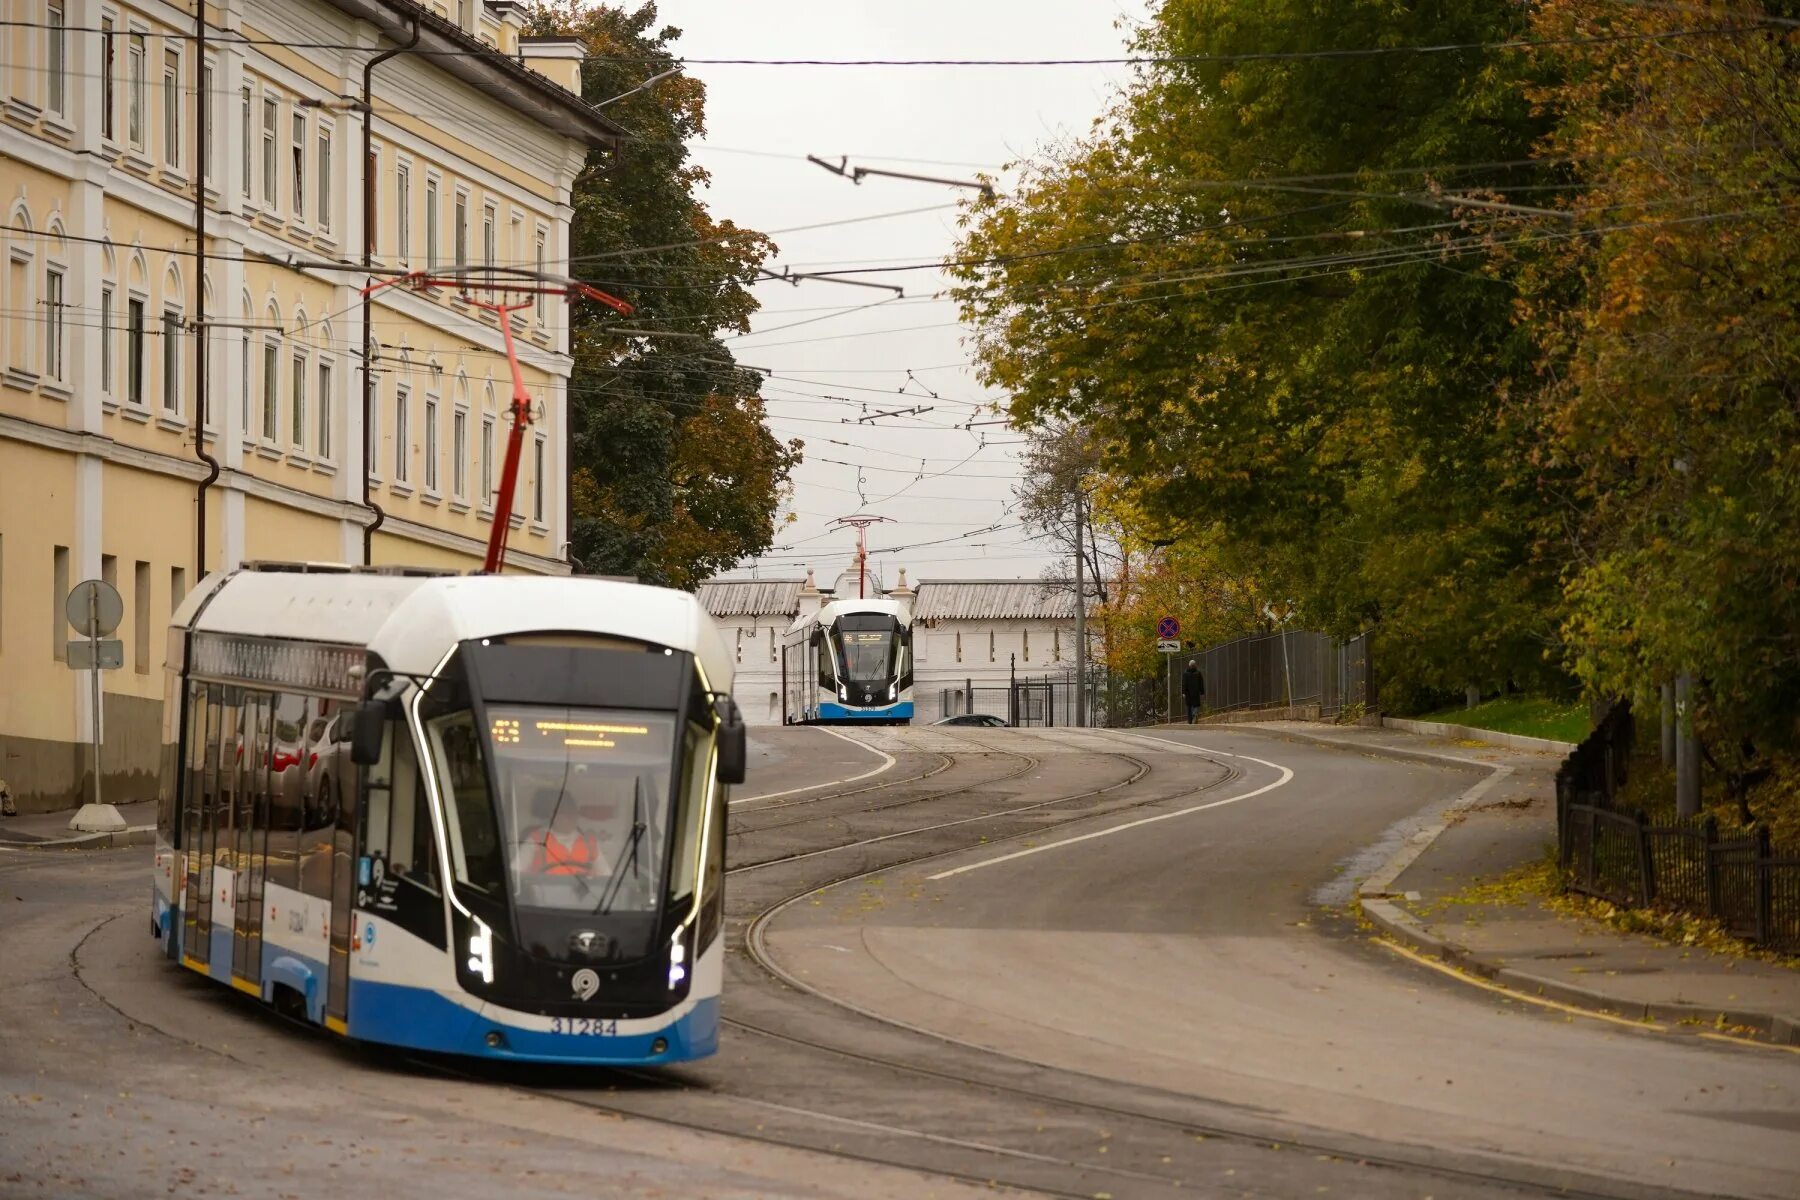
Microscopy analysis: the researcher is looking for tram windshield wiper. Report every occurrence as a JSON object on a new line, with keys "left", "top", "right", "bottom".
{"left": 595, "top": 780, "right": 647, "bottom": 916}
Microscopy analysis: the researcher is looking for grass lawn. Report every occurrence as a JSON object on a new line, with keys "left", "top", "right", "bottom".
{"left": 1415, "top": 695, "right": 1591, "bottom": 744}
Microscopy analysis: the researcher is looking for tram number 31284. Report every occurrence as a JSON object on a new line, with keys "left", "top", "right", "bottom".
{"left": 550, "top": 1017, "right": 620, "bottom": 1037}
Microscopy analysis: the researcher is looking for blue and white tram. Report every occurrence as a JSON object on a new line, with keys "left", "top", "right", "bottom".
{"left": 780, "top": 598, "right": 913, "bottom": 724}
{"left": 152, "top": 563, "right": 745, "bottom": 1065}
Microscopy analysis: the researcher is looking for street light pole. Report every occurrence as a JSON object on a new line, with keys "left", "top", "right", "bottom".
{"left": 1073, "top": 483, "right": 1086, "bottom": 728}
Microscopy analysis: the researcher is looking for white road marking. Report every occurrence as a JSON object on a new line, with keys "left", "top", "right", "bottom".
{"left": 730, "top": 726, "right": 897, "bottom": 806}
{"left": 926, "top": 733, "right": 1294, "bottom": 880}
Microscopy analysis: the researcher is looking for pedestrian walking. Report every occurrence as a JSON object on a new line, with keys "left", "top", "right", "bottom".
{"left": 1181, "top": 661, "right": 1205, "bottom": 724}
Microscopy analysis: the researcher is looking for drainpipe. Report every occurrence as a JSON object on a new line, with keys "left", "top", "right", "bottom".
{"left": 192, "top": 2, "right": 218, "bottom": 579}
{"left": 360, "top": 16, "right": 420, "bottom": 563}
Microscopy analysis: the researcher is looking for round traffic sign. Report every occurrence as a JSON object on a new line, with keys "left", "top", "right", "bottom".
{"left": 66, "top": 579, "right": 124, "bottom": 638}
{"left": 1157, "top": 615, "right": 1180, "bottom": 639}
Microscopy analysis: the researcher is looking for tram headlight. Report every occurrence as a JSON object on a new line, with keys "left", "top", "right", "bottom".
{"left": 888, "top": 681, "right": 897, "bottom": 701}
{"left": 837, "top": 684, "right": 848, "bottom": 702}
{"left": 467, "top": 917, "right": 495, "bottom": 984}
{"left": 668, "top": 927, "right": 690, "bottom": 990}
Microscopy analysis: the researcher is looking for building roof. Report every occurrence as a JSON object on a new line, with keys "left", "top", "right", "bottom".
{"left": 696, "top": 579, "right": 806, "bottom": 618}
{"left": 911, "top": 580, "right": 1084, "bottom": 621}
{"left": 321, "top": 0, "right": 625, "bottom": 149}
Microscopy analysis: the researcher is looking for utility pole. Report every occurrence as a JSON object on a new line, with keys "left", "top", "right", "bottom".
{"left": 191, "top": 2, "right": 217, "bottom": 580}
{"left": 1073, "top": 484, "right": 1086, "bottom": 728}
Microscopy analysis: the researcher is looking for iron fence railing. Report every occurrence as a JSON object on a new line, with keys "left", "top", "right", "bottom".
{"left": 1557, "top": 702, "right": 1798, "bottom": 953}
{"left": 933, "top": 669, "right": 1155, "bottom": 728}
{"left": 1165, "top": 630, "right": 1371, "bottom": 720}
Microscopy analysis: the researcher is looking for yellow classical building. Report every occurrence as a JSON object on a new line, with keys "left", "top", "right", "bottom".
{"left": 0, "top": 0, "right": 619, "bottom": 812}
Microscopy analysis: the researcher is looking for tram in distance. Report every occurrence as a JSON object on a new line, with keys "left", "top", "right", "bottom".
{"left": 780, "top": 597, "right": 914, "bottom": 724}
{"left": 151, "top": 562, "right": 746, "bottom": 1065}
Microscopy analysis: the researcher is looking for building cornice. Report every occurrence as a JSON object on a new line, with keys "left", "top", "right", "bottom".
{"left": 317, "top": 0, "right": 622, "bottom": 150}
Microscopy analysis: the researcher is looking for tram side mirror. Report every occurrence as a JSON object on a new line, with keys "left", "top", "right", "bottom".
{"left": 350, "top": 700, "right": 388, "bottom": 766}
{"left": 717, "top": 698, "right": 747, "bottom": 785}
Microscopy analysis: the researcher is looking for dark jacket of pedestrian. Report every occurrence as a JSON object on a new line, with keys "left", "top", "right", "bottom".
{"left": 1181, "top": 663, "right": 1205, "bottom": 705}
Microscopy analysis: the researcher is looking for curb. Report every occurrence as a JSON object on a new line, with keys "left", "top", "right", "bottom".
{"left": 0, "top": 825, "right": 156, "bottom": 853}
{"left": 1380, "top": 715, "right": 1575, "bottom": 755}
{"left": 1267, "top": 718, "right": 1800, "bottom": 1048}
{"left": 1357, "top": 896, "right": 1800, "bottom": 1046}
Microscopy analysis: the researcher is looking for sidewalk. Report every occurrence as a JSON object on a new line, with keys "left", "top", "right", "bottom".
{"left": 1237, "top": 720, "right": 1800, "bottom": 1046}
{"left": 0, "top": 798, "right": 158, "bottom": 851}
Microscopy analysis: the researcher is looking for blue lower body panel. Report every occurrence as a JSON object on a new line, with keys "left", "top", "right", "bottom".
{"left": 347, "top": 978, "right": 720, "bottom": 1065}
{"left": 816, "top": 700, "right": 913, "bottom": 722}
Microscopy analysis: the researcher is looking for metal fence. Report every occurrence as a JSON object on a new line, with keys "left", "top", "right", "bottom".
{"left": 1165, "top": 630, "right": 1371, "bottom": 721}
{"left": 1557, "top": 702, "right": 1800, "bottom": 952}
{"left": 933, "top": 669, "right": 1157, "bottom": 728}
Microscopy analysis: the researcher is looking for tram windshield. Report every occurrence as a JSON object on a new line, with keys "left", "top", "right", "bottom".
{"left": 426, "top": 705, "right": 685, "bottom": 915}
{"left": 833, "top": 614, "right": 902, "bottom": 683}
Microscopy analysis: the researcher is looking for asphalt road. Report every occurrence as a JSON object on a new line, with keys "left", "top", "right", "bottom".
{"left": 3, "top": 723, "right": 1796, "bottom": 1199}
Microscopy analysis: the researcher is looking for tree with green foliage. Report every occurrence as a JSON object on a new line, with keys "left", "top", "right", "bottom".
{"left": 952, "top": 0, "right": 1570, "bottom": 709}
{"left": 526, "top": 2, "right": 799, "bottom": 588}
{"left": 1516, "top": 1, "right": 1800, "bottom": 760}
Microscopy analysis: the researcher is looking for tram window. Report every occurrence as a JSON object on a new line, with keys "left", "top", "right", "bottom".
{"left": 670, "top": 723, "right": 712, "bottom": 903}
{"left": 428, "top": 712, "right": 504, "bottom": 894}
{"left": 814, "top": 634, "right": 835, "bottom": 687}
{"left": 361, "top": 723, "right": 438, "bottom": 893}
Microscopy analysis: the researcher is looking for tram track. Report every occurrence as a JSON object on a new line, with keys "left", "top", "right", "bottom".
{"left": 531, "top": 732, "right": 1699, "bottom": 1200}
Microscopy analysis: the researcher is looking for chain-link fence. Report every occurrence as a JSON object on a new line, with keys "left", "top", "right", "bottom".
{"left": 1163, "top": 630, "right": 1371, "bottom": 720}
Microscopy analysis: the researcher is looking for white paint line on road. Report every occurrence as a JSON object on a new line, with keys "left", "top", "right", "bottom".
{"left": 730, "top": 726, "right": 896, "bottom": 806}
{"left": 927, "top": 746, "right": 1294, "bottom": 880}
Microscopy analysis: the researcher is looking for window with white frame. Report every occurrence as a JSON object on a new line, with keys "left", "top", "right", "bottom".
{"left": 5, "top": 243, "right": 30, "bottom": 375}
{"left": 317, "top": 125, "right": 332, "bottom": 232}
{"left": 290, "top": 111, "right": 306, "bottom": 219}
{"left": 44, "top": 268, "right": 65, "bottom": 383}
{"left": 423, "top": 395, "right": 439, "bottom": 492}
{"left": 163, "top": 49, "right": 181, "bottom": 169}
{"left": 452, "top": 407, "right": 467, "bottom": 498}
{"left": 533, "top": 434, "right": 546, "bottom": 523}
{"left": 100, "top": 286, "right": 114, "bottom": 394}
{"left": 365, "top": 379, "right": 380, "bottom": 477}
{"left": 395, "top": 163, "right": 410, "bottom": 260}
{"left": 317, "top": 360, "right": 333, "bottom": 460}
{"left": 425, "top": 176, "right": 440, "bottom": 269}
{"left": 261, "top": 338, "right": 279, "bottom": 441}
{"left": 101, "top": 18, "right": 116, "bottom": 140}
{"left": 239, "top": 87, "right": 251, "bottom": 198}
{"left": 201, "top": 61, "right": 216, "bottom": 184}
{"left": 454, "top": 191, "right": 468, "bottom": 265}
{"left": 162, "top": 306, "right": 182, "bottom": 413}
{"left": 482, "top": 204, "right": 495, "bottom": 282}
{"left": 127, "top": 297, "right": 146, "bottom": 404}
{"left": 127, "top": 33, "right": 146, "bottom": 150}
{"left": 480, "top": 412, "right": 494, "bottom": 506}
{"left": 534, "top": 228, "right": 547, "bottom": 323}
{"left": 290, "top": 349, "right": 307, "bottom": 449}
{"left": 261, "top": 96, "right": 278, "bottom": 206}
{"left": 239, "top": 328, "right": 249, "bottom": 432}
{"left": 394, "top": 385, "right": 410, "bottom": 483}
{"left": 47, "top": 5, "right": 67, "bottom": 117}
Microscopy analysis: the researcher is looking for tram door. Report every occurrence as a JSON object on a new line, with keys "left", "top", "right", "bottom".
{"left": 180, "top": 684, "right": 219, "bottom": 963}
{"left": 232, "top": 693, "right": 273, "bottom": 982}
{"left": 324, "top": 710, "right": 360, "bottom": 1029}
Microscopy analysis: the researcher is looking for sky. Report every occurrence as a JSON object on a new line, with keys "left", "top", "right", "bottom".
{"left": 640, "top": 1, "right": 1150, "bottom": 585}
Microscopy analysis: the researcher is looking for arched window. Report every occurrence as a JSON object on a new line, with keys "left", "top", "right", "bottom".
{"left": 479, "top": 382, "right": 496, "bottom": 509}
{"left": 99, "top": 241, "right": 118, "bottom": 400}
{"left": 288, "top": 305, "right": 310, "bottom": 452}
{"left": 391, "top": 351, "right": 413, "bottom": 485}
{"left": 315, "top": 321, "right": 335, "bottom": 461}
{"left": 160, "top": 262, "right": 185, "bottom": 416}
{"left": 450, "top": 373, "right": 470, "bottom": 501}
{"left": 238, "top": 291, "right": 254, "bottom": 435}
{"left": 259, "top": 299, "right": 283, "bottom": 442}
{"left": 43, "top": 218, "right": 69, "bottom": 388}
{"left": 5, "top": 203, "right": 36, "bottom": 376}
